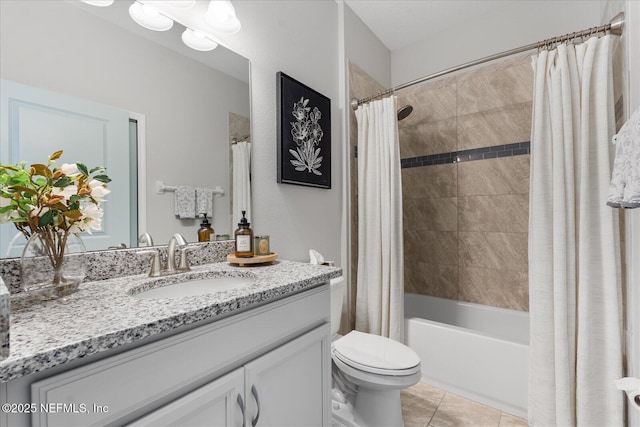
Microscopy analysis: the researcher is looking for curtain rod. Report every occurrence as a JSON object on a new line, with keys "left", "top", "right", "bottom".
{"left": 351, "top": 12, "right": 625, "bottom": 110}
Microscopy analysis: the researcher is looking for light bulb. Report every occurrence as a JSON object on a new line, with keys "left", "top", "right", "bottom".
{"left": 204, "top": 0, "right": 241, "bottom": 34}
{"left": 129, "top": 1, "right": 174, "bottom": 32}
{"left": 164, "top": 0, "right": 196, "bottom": 7}
{"left": 80, "top": 0, "right": 115, "bottom": 6}
{"left": 182, "top": 28, "right": 218, "bottom": 51}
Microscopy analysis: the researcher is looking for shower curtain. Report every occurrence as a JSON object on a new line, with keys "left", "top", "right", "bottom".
{"left": 232, "top": 141, "right": 251, "bottom": 223}
{"left": 528, "top": 35, "right": 623, "bottom": 426}
{"left": 354, "top": 96, "right": 404, "bottom": 341}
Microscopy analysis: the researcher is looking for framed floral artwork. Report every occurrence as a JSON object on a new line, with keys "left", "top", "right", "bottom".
{"left": 277, "top": 72, "right": 331, "bottom": 189}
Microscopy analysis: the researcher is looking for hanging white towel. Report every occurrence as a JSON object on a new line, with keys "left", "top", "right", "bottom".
{"left": 607, "top": 105, "right": 640, "bottom": 208}
{"left": 174, "top": 186, "right": 197, "bottom": 219}
{"left": 196, "top": 187, "right": 214, "bottom": 218}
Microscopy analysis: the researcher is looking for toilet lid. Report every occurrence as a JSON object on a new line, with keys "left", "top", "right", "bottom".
{"left": 333, "top": 331, "right": 421, "bottom": 373}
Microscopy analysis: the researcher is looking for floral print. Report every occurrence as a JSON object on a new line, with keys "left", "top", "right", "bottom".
{"left": 289, "top": 97, "right": 324, "bottom": 175}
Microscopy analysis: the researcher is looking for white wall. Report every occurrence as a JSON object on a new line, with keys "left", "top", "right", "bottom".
{"left": 391, "top": 1, "right": 602, "bottom": 86}
{"left": 344, "top": 4, "right": 392, "bottom": 89}
{"left": 0, "top": 1, "right": 250, "bottom": 245}
{"left": 211, "top": 1, "right": 342, "bottom": 263}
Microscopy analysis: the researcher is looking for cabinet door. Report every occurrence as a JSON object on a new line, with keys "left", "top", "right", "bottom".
{"left": 127, "top": 368, "right": 245, "bottom": 427}
{"left": 244, "top": 324, "right": 330, "bottom": 427}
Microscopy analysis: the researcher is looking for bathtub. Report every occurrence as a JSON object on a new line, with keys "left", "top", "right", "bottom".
{"left": 404, "top": 293, "right": 529, "bottom": 418}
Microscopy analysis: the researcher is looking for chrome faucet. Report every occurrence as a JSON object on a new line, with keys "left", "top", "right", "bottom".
{"left": 138, "top": 232, "right": 154, "bottom": 247}
{"left": 137, "top": 233, "right": 197, "bottom": 277}
{"left": 167, "top": 233, "right": 188, "bottom": 273}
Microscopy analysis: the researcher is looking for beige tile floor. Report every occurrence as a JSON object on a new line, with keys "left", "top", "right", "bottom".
{"left": 401, "top": 382, "right": 528, "bottom": 427}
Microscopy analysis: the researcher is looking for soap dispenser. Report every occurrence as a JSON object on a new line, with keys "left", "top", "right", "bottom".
{"left": 234, "top": 210, "right": 253, "bottom": 257}
{"left": 198, "top": 214, "right": 214, "bottom": 242}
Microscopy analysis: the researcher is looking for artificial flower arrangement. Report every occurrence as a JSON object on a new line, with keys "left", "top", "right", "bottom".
{"left": 0, "top": 150, "right": 110, "bottom": 292}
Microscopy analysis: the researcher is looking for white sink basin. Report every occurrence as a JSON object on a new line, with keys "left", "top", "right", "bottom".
{"left": 132, "top": 275, "right": 255, "bottom": 299}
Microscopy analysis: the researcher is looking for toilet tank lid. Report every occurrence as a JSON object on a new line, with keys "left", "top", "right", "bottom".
{"left": 333, "top": 330, "right": 420, "bottom": 371}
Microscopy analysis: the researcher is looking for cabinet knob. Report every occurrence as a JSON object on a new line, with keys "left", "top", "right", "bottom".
{"left": 251, "top": 385, "right": 260, "bottom": 427}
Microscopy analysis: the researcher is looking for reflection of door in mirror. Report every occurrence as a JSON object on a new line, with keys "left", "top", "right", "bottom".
{"left": 229, "top": 113, "right": 251, "bottom": 231}
{"left": 0, "top": 0, "right": 251, "bottom": 250}
{"left": 0, "top": 79, "right": 135, "bottom": 256}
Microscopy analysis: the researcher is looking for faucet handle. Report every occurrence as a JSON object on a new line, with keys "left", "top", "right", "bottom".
{"left": 178, "top": 245, "right": 199, "bottom": 271}
{"left": 138, "top": 232, "right": 154, "bottom": 247}
{"left": 136, "top": 249, "right": 162, "bottom": 277}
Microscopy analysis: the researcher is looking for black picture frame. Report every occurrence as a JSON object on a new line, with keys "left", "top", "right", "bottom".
{"left": 277, "top": 72, "right": 331, "bottom": 189}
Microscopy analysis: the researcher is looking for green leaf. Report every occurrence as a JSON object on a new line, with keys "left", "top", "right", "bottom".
{"left": 89, "top": 166, "right": 105, "bottom": 174}
{"left": 38, "top": 210, "right": 54, "bottom": 227}
{"left": 52, "top": 177, "right": 71, "bottom": 188}
{"left": 0, "top": 205, "right": 14, "bottom": 214}
{"left": 93, "top": 175, "right": 111, "bottom": 183}
{"left": 77, "top": 163, "right": 89, "bottom": 176}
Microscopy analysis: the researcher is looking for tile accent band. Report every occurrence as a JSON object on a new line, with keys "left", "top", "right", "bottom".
{"left": 400, "top": 141, "right": 530, "bottom": 169}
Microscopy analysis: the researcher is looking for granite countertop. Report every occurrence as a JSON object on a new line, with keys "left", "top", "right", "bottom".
{"left": 0, "top": 260, "right": 341, "bottom": 382}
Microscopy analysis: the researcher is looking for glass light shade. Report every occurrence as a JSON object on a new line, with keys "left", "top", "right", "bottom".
{"left": 129, "top": 1, "right": 174, "bottom": 32}
{"left": 182, "top": 29, "right": 218, "bottom": 51}
{"left": 80, "top": 0, "right": 115, "bottom": 6}
{"left": 164, "top": 0, "right": 196, "bottom": 7}
{"left": 204, "top": 0, "right": 241, "bottom": 34}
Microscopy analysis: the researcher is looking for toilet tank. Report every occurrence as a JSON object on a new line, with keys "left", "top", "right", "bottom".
{"left": 330, "top": 277, "right": 345, "bottom": 337}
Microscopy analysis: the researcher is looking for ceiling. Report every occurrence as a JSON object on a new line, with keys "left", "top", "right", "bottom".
{"left": 344, "top": 0, "right": 542, "bottom": 51}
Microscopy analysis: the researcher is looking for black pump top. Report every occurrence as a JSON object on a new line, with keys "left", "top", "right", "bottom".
{"left": 238, "top": 210, "right": 250, "bottom": 227}
{"left": 200, "top": 213, "right": 211, "bottom": 226}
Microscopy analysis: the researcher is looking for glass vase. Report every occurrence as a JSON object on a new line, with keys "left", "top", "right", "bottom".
{"left": 20, "top": 230, "right": 87, "bottom": 300}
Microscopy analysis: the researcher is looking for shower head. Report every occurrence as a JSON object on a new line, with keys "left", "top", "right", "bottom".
{"left": 397, "top": 105, "right": 413, "bottom": 121}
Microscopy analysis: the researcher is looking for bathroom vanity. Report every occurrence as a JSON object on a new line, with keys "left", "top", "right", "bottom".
{"left": 0, "top": 260, "right": 340, "bottom": 426}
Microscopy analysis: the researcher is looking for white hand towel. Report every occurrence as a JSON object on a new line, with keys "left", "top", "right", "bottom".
{"left": 174, "top": 186, "right": 197, "bottom": 219}
{"left": 608, "top": 105, "right": 640, "bottom": 208}
{"left": 196, "top": 187, "right": 214, "bottom": 218}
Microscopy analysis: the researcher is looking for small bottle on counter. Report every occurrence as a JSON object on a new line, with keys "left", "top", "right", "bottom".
{"left": 234, "top": 210, "right": 253, "bottom": 257}
{"left": 198, "top": 214, "right": 214, "bottom": 242}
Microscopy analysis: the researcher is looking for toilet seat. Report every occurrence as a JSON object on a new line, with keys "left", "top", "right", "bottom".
{"left": 332, "top": 331, "right": 421, "bottom": 376}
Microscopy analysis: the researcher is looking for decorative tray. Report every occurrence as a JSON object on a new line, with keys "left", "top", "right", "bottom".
{"left": 227, "top": 252, "right": 278, "bottom": 266}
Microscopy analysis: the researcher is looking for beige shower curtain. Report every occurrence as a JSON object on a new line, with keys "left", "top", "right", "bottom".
{"left": 354, "top": 96, "right": 404, "bottom": 341}
{"left": 528, "top": 35, "right": 623, "bottom": 426}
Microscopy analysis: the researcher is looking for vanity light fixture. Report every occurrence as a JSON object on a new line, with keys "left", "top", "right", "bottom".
{"left": 129, "top": 1, "right": 174, "bottom": 32}
{"left": 163, "top": 0, "right": 196, "bottom": 8}
{"left": 80, "top": 0, "right": 115, "bottom": 6}
{"left": 181, "top": 28, "right": 218, "bottom": 51}
{"left": 80, "top": 0, "right": 240, "bottom": 52}
{"left": 204, "top": 0, "right": 241, "bottom": 34}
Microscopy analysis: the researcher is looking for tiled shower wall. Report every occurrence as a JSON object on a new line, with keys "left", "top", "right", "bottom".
{"left": 349, "top": 55, "right": 533, "bottom": 316}
{"left": 399, "top": 55, "right": 532, "bottom": 312}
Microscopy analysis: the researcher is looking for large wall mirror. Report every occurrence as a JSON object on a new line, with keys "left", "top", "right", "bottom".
{"left": 0, "top": 0, "right": 251, "bottom": 255}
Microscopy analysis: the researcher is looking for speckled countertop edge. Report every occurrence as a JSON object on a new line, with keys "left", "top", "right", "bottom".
{"left": 0, "top": 260, "right": 341, "bottom": 382}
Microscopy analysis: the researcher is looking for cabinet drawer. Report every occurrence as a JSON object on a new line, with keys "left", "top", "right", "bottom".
{"left": 30, "top": 286, "right": 329, "bottom": 426}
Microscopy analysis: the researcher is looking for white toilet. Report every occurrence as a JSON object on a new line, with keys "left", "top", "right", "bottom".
{"left": 330, "top": 277, "right": 421, "bottom": 427}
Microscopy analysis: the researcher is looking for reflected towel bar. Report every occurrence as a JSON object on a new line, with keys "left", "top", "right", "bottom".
{"left": 155, "top": 180, "right": 224, "bottom": 197}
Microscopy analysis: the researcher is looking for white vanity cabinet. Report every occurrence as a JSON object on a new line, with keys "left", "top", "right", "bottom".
{"left": 1, "top": 285, "right": 331, "bottom": 427}
{"left": 130, "top": 324, "right": 328, "bottom": 427}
